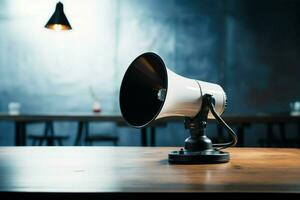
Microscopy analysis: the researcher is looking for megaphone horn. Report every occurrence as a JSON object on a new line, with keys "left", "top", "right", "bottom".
{"left": 119, "top": 52, "right": 237, "bottom": 164}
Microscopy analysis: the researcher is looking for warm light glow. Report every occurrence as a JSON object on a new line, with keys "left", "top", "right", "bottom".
{"left": 53, "top": 24, "right": 63, "bottom": 31}
{"left": 46, "top": 24, "right": 71, "bottom": 31}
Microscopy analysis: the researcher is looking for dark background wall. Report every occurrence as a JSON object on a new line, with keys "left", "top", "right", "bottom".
{"left": 0, "top": 0, "right": 299, "bottom": 146}
{"left": 226, "top": 0, "right": 300, "bottom": 114}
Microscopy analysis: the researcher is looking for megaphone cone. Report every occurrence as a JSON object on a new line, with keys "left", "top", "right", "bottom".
{"left": 120, "top": 52, "right": 237, "bottom": 164}
{"left": 119, "top": 52, "right": 227, "bottom": 128}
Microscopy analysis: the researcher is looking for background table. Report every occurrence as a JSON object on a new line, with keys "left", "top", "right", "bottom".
{"left": 0, "top": 113, "right": 162, "bottom": 146}
{"left": 0, "top": 147, "right": 299, "bottom": 198}
{"left": 0, "top": 113, "right": 299, "bottom": 147}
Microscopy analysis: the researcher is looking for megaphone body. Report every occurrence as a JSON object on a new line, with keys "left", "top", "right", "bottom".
{"left": 119, "top": 52, "right": 227, "bottom": 128}
{"left": 119, "top": 52, "right": 236, "bottom": 164}
{"left": 158, "top": 69, "right": 226, "bottom": 120}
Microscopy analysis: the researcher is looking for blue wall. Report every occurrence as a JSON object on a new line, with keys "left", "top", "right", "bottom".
{"left": 0, "top": 0, "right": 299, "bottom": 146}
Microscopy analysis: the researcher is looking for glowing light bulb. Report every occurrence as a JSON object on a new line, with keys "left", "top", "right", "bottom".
{"left": 53, "top": 24, "right": 63, "bottom": 31}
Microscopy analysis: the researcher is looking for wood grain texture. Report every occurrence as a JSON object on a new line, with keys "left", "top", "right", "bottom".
{"left": 0, "top": 147, "right": 300, "bottom": 193}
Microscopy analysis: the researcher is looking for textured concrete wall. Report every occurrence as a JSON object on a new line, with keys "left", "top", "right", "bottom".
{"left": 226, "top": 0, "right": 300, "bottom": 114}
{"left": 0, "top": 0, "right": 299, "bottom": 146}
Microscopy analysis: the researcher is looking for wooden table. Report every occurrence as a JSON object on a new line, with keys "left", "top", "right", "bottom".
{"left": 0, "top": 147, "right": 299, "bottom": 198}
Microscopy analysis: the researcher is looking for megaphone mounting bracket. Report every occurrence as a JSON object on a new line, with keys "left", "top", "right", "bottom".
{"left": 168, "top": 94, "right": 230, "bottom": 164}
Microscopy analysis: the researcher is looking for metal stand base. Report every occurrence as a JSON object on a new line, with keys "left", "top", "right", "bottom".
{"left": 167, "top": 95, "right": 235, "bottom": 164}
{"left": 169, "top": 149, "right": 229, "bottom": 164}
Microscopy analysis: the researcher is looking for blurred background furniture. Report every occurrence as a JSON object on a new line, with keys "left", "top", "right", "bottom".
{"left": 215, "top": 114, "right": 300, "bottom": 147}
{"left": 0, "top": 113, "right": 299, "bottom": 147}
{"left": 28, "top": 121, "right": 69, "bottom": 146}
{"left": 0, "top": 113, "right": 161, "bottom": 146}
{"left": 75, "top": 121, "right": 119, "bottom": 146}
{"left": 258, "top": 122, "right": 300, "bottom": 147}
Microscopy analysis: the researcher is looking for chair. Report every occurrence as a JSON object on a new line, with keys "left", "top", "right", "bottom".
{"left": 258, "top": 123, "right": 300, "bottom": 147}
{"left": 85, "top": 134, "right": 119, "bottom": 146}
{"left": 215, "top": 123, "right": 250, "bottom": 147}
{"left": 28, "top": 121, "right": 69, "bottom": 146}
{"left": 75, "top": 121, "right": 119, "bottom": 146}
{"left": 260, "top": 123, "right": 284, "bottom": 147}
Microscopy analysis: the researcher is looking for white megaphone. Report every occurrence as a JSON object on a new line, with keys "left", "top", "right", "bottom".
{"left": 119, "top": 52, "right": 237, "bottom": 164}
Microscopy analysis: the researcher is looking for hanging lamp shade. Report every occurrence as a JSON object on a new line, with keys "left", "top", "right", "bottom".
{"left": 45, "top": 2, "right": 72, "bottom": 31}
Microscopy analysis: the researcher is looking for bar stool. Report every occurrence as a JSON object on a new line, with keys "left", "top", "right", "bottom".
{"left": 28, "top": 121, "right": 69, "bottom": 146}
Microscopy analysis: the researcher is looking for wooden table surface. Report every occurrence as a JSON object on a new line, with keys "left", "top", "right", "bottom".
{"left": 0, "top": 147, "right": 300, "bottom": 194}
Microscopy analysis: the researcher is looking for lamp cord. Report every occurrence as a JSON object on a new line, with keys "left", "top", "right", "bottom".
{"left": 209, "top": 101, "right": 238, "bottom": 150}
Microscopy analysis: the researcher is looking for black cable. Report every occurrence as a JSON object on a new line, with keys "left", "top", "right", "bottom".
{"left": 209, "top": 101, "right": 238, "bottom": 150}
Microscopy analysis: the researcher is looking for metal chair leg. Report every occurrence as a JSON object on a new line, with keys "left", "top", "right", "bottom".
{"left": 141, "top": 128, "right": 147, "bottom": 146}
{"left": 279, "top": 123, "right": 287, "bottom": 147}
{"left": 113, "top": 140, "right": 118, "bottom": 146}
{"left": 75, "top": 121, "right": 84, "bottom": 146}
{"left": 150, "top": 127, "right": 156, "bottom": 147}
{"left": 57, "top": 138, "right": 63, "bottom": 146}
{"left": 83, "top": 122, "right": 92, "bottom": 146}
{"left": 38, "top": 138, "right": 44, "bottom": 146}
{"left": 267, "top": 123, "right": 274, "bottom": 147}
{"left": 32, "top": 139, "right": 37, "bottom": 146}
